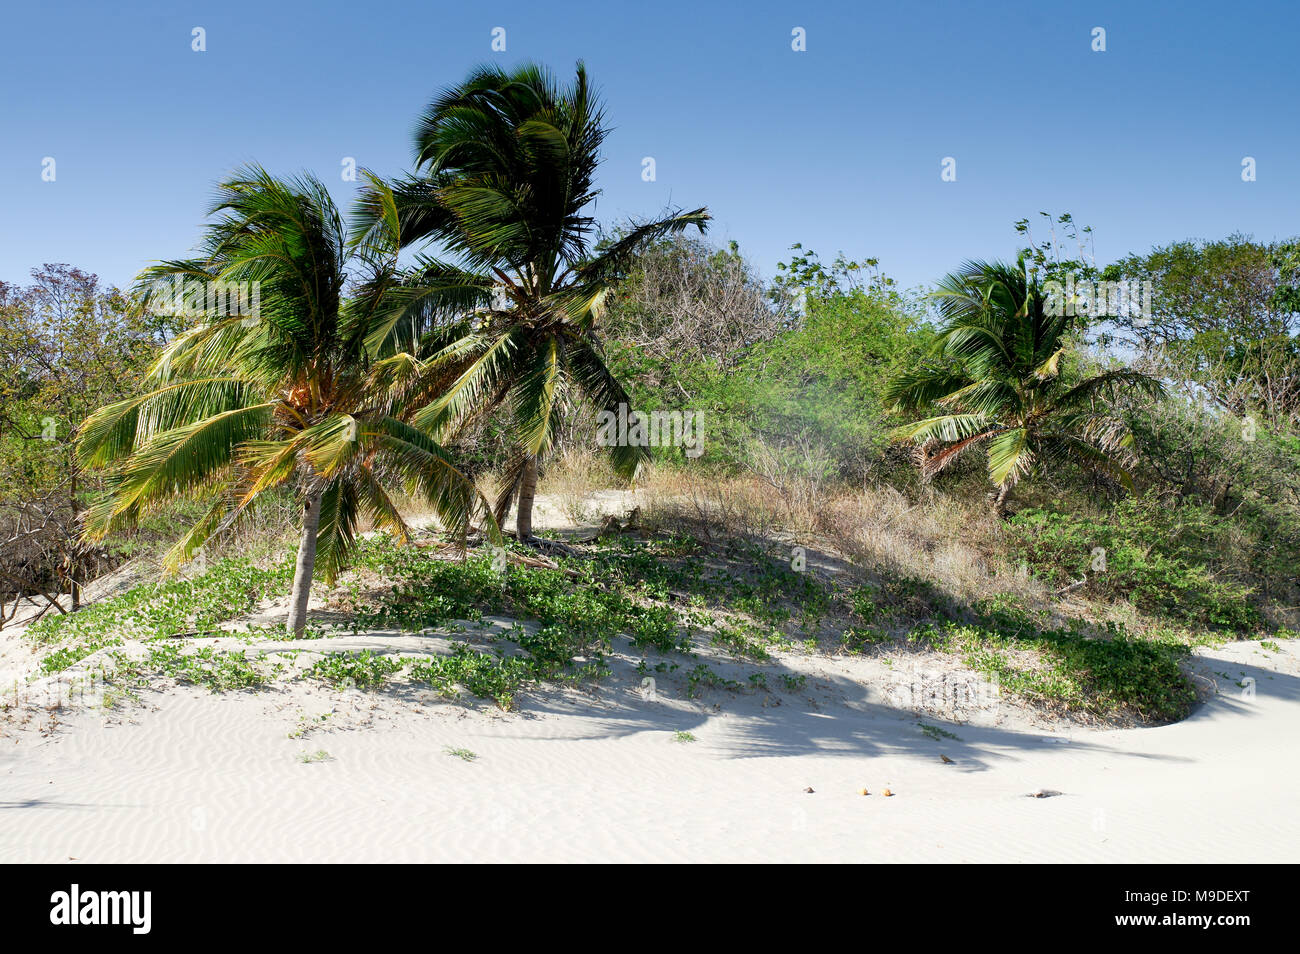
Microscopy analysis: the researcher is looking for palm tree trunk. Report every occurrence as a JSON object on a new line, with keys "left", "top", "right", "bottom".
{"left": 516, "top": 454, "right": 538, "bottom": 541}
{"left": 286, "top": 489, "right": 323, "bottom": 636}
{"left": 992, "top": 482, "right": 1012, "bottom": 516}
{"left": 69, "top": 466, "right": 81, "bottom": 611}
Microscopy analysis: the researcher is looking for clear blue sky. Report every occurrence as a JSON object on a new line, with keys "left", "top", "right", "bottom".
{"left": 2, "top": 0, "right": 1297, "bottom": 293}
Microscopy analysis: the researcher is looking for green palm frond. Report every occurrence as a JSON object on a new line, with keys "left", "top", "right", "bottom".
{"left": 299, "top": 414, "right": 364, "bottom": 479}
{"left": 313, "top": 476, "right": 360, "bottom": 585}
{"left": 888, "top": 258, "right": 1164, "bottom": 506}
{"left": 891, "top": 413, "right": 995, "bottom": 444}
{"left": 161, "top": 479, "right": 257, "bottom": 572}
{"left": 83, "top": 402, "right": 275, "bottom": 538}
{"left": 235, "top": 437, "right": 302, "bottom": 500}
{"left": 882, "top": 366, "right": 974, "bottom": 412}
{"left": 373, "top": 416, "right": 501, "bottom": 546}
{"left": 357, "top": 62, "right": 707, "bottom": 506}
{"left": 935, "top": 378, "right": 1022, "bottom": 417}
{"left": 353, "top": 465, "right": 411, "bottom": 542}
{"left": 1056, "top": 368, "right": 1166, "bottom": 408}
{"left": 353, "top": 257, "right": 493, "bottom": 356}
{"left": 349, "top": 170, "right": 461, "bottom": 254}
{"left": 574, "top": 208, "right": 711, "bottom": 287}
{"left": 987, "top": 427, "right": 1034, "bottom": 488}
{"left": 409, "top": 329, "right": 519, "bottom": 437}
{"left": 77, "top": 376, "right": 254, "bottom": 467}
{"left": 511, "top": 336, "right": 562, "bottom": 456}
{"left": 564, "top": 338, "right": 652, "bottom": 479}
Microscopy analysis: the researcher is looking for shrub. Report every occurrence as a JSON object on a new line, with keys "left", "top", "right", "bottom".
{"left": 1007, "top": 500, "right": 1263, "bottom": 631}
{"left": 910, "top": 599, "right": 1196, "bottom": 722}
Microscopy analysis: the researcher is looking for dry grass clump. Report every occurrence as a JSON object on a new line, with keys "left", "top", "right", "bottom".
{"left": 430, "top": 450, "right": 1051, "bottom": 624}
{"left": 537, "top": 448, "right": 618, "bottom": 524}
{"left": 637, "top": 466, "right": 785, "bottom": 542}
{"left": 632, "top": 463, "right": 1050, "bottom": 612}
{"left": 817, "top": 487, "right": 1047, "bottom": 608}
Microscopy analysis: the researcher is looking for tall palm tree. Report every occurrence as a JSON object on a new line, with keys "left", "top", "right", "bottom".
{"left": 884, "top": 260, "right": 1164, "bottom": 513}
{"left": 351, "top": 62, "right": 709, "bottom": 541}
{"left": 78, "top": 167, "right": 495, "bottom": 635}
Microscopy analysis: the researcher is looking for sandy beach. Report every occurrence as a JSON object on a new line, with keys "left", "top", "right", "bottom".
{"left": 2, "top": 623, "right": 1294, "bottom": 864}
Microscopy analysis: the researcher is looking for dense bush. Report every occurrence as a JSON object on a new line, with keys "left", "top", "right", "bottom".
{"left": 1007, "top": 500, "right": 1264, "bottom": 631}
{"left": 601, "top": 243, "right": 932, "bottom": 492}
{"left": 910, "top": 596, "right": 1196, "bottom": 722}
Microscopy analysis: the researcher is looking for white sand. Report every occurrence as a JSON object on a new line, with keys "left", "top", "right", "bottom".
{"left": 1, "top": 628, "right": 1295, "bottom": 863}
{"left": 3, "top": 496, "right": 1296, "bottom": 863}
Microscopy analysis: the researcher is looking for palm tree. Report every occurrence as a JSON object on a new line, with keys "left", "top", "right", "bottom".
{"left": 78, "top": 167, "right": 495, "bottom": 635}
{"left": 351, "top": 62, "right": 709, "bottom": 542}
{"left": 884, "top": 260, "right": 1164, "bottom": 514}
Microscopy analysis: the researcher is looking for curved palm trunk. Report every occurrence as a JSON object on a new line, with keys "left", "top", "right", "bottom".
{"left": 992, "top": 482, "right": 1012, "bottom": 516}
{"left": 69, "top": 466, "right": 81, "bottom": 611}
{"left": 286, "top": 489, "right": 323, "bottom": 636}
{"left": 515, "top": 454, "right": 538, "bottom": 541}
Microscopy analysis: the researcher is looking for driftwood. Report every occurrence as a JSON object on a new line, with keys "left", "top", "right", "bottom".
{"left": 1054, "top": 576, "right": 1088, "bottom": 597}
{"left": 409, "top": 508, "right": 643, "bottom": 577}
{"left": 570, "top": 507, "right": 642, "bottom": 544}
{"left": 0, "top": 567, "right": 65, "bottom": 617}
{"left": 411, "top": 531, "right": 580, "bottom": 577}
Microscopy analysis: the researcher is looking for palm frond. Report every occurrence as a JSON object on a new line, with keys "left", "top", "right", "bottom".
{"left": 891, "top": 413, "right": 995, "bottom": 444}
{"left": 986, "top": 427, "right": 1034, "bottom": 488}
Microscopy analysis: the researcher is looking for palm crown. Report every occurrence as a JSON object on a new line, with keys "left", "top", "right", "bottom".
{"left": 351, "top": 62, "right": 709, "bottom": 538}
{"left": 78, "top": 167, "right": 492, "bottom": 634}
{"left": 884, "top": 259, "right": 1164, "bottom": 511}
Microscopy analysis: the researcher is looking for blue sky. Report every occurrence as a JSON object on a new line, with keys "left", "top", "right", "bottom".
{"left": 2, "top": 0, "right": 1297, "bottom": 293}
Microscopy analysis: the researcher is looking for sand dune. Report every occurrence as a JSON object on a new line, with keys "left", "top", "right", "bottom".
{"left": 1, "top": 631, "right": 1295, "bottom": 863}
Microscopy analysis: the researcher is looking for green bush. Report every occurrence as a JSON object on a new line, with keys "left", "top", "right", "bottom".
{"left": 309, "top": 651, "right": 405, "bottom": 690}
{"left": 1007, "top": 500, "right": 1262, "bottom": 631}
{"left": 408, "top": 645, "right": 537, "bottom": 710}
{"left": 29, "top": 557, "right": 295, "bottom": 673}
{"left": 910, "top": 597, "right": 1196, "bottom": 722}
{"left": 135, "top": 643, "right": 269, "bottom": 693}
